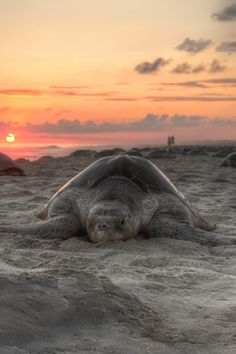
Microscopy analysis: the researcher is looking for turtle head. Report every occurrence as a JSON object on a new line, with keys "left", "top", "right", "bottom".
{"left": 87, "top": 200, "right": 140, "bottom": 243}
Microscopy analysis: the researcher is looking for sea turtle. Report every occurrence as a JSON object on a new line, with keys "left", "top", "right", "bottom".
{"left": 1, "top": 155, "right": 232, "bottom": 246}
{"left": 0, "top": 152, "right": 25, "bottom": 176}
{"left": 221, "top": 152, "right": 236, "bottom": 167}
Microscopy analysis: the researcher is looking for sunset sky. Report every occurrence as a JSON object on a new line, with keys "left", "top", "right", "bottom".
{"left": 0, "top": 0, "right": 236, "bottom": 148}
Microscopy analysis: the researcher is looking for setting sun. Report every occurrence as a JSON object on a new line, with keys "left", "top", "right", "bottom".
{"left": 6, "top": 133, "right": 16, "bottom": 143}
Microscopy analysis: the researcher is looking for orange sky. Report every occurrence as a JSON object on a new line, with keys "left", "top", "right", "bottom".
{"left": 0, "top": 0, "right": 236, "bottom": 146}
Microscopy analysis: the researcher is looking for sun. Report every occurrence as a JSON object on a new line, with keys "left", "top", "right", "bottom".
{"left": 6, "top": 133, "right": 16, "bottom": 143}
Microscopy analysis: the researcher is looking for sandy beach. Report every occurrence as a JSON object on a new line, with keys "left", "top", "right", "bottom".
{"left": 0, "top": 151, "right": 235, "bottom": 354}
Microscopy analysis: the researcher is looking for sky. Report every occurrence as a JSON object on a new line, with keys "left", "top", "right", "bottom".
{"left": 0, "top": 0, "right": 236, "bottom": 148}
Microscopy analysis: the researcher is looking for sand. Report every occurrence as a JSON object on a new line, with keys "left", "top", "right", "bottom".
{"left": 0, "top": 153, "right": 235, "bottom": 354}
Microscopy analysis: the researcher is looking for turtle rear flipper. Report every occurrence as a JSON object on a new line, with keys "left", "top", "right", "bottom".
{"left": 193, "top": 212, "right": 216, "bottom": 232}
{"left": 35, "top": 205, "right": 48, "bottom": 220}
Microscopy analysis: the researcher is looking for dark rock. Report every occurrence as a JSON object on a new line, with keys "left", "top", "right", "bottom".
{"left": 121, "top": 150, "right": 143, "bottom": 157}
{"left": 94, "top": 148, "right": 125, "bottom": 159}
{"left": 69, "top": 149, "right": 96, "bottom": 158}
{"left": 144, "top": 148, "right": 175, "bottom": 159}
{"left": 0, "top": 152, "right": 25, "bottom": 176}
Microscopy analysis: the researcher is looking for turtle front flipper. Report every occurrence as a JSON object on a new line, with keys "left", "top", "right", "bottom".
{"left": 145, "top": 214, "right": 236, "bottom": 247}
{"left": 0, "top": 213, "right": 82, "bottom": 240}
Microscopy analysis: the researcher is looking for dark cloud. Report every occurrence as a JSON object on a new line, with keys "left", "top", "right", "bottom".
{"left": 192, "top": 64, "right": 206, "bottom": 73}
{"left": 128, "top": 114, "right": 169, "bottom": 131}
{"left": 26, "top": 114, "right": 236, "bottom": 135}
{"left": 209, "top": 59, "right": 226, "bottom": 73}
{"left": 161, "top": 77, "right": 236, "bottom": 89}
{"left": 216, "top": 41, "right": 236, "bottom": 54}
{"left": 28, "top": 117, "right": 166, "bottom": 134}
{"left": 146, "top": 96, "right": 236, "bottom": 102}
{"left": 171, "top": 60, "right": 227, "bottom": 75}
{"left": 161, "top": 81, "right": 207, "bottom": 88}
{"left": 171, "top": 62, "right": 192, "bottom": 74}
{"left": 171, "top": 115, "right": 206, "bottom": 127}
{"left": 203, "top": 78, "right": 236, "bottom": 86}
{"left": 212, "top": 118, "right": 236, "bottom": 126}
{"left": 171, "top": 63, "right": 208, "bottom": 74}
{"left": 212, "top": 2, "right": 236, "bottom": 21}
{"left": 135, "top": 57, "right": 170, "bottom": 74}
{"left": 26, "top": 114, "right": 181, "bottom": 133}
{"left": 176, "top": 38, "right": 212, "bottom": 53}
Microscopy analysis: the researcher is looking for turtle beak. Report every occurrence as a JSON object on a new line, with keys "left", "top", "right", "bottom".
{"left": 89, "top": 221, "right": 126, "bottom": 243}
{"left": 96, "top": 222, "right": 110, "bottom": 232}
{"left": 95, "top": 223, "right": 110, "bottom": 242}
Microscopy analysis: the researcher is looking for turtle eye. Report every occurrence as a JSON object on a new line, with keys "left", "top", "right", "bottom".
{"left": 120, "top": 218, "right": 125, "bottom": 225}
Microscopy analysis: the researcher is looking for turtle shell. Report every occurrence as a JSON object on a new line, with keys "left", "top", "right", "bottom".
{"left": 55, "top": 155, "right": 188, "bottom": 203}
{"left": 221, "top": 152, "right": 236, "bottom": 167}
